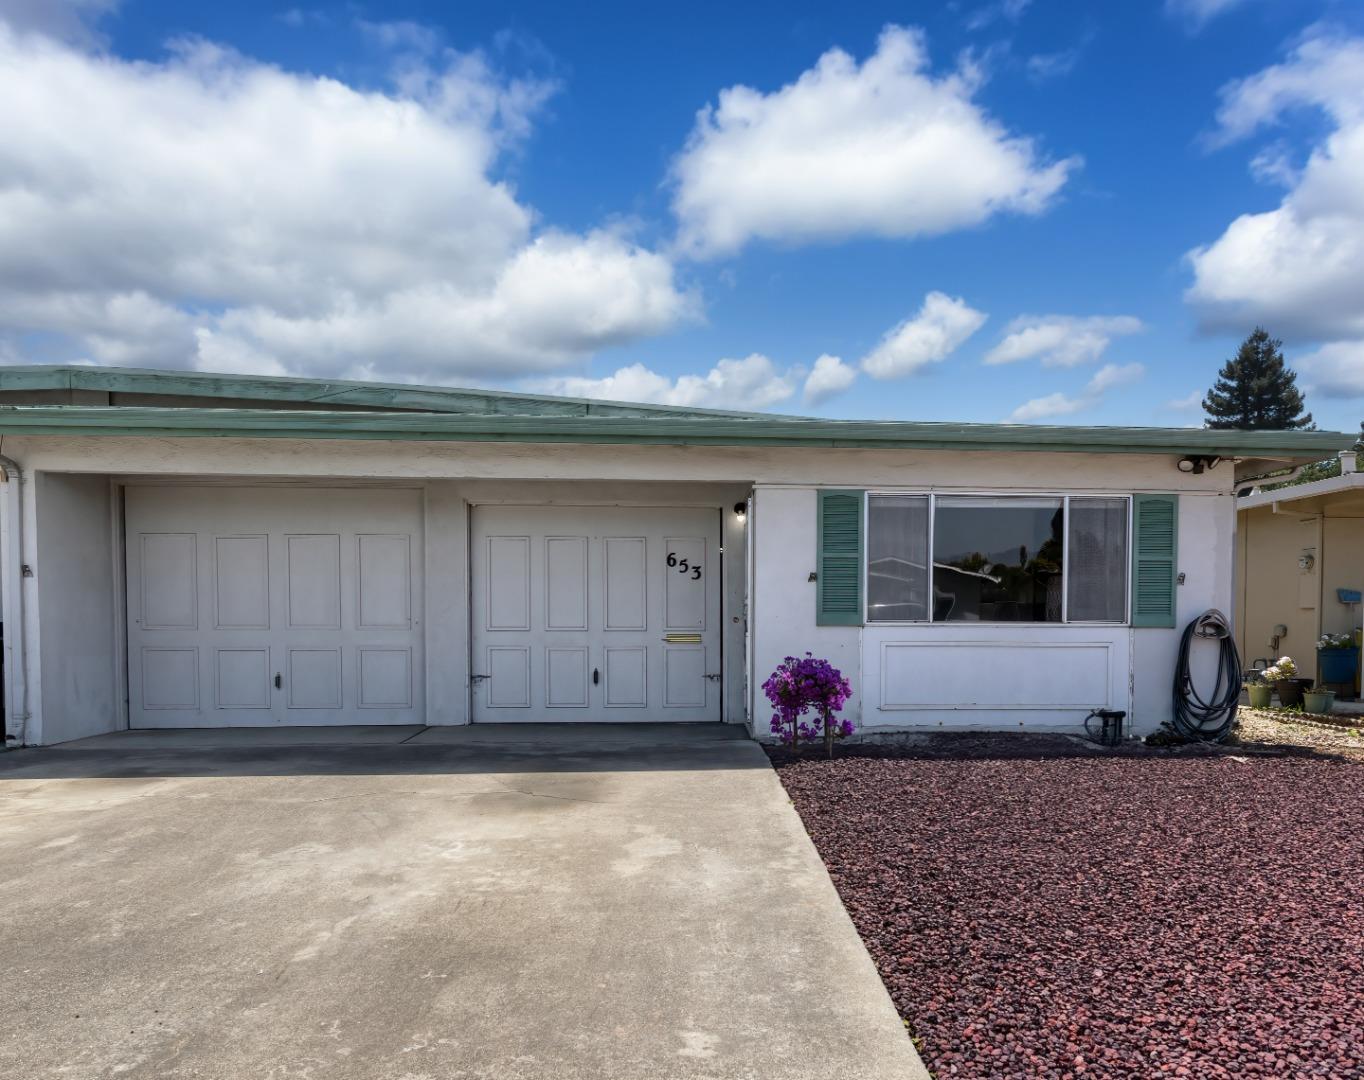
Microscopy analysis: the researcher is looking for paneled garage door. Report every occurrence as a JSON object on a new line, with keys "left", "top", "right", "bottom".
{"left": 470, "top": 506, "right": 722, "bottom": 723}
{"left": 125, "top": 486, "right": 424, "bottom": 727}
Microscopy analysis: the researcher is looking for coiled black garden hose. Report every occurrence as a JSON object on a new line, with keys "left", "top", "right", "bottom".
{"left": 1171, "top": 609, "right": 1242, "bottom": 742}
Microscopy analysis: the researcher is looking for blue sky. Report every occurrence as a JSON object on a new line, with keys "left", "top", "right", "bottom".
{"left": 2, "top": 0, "right": 1363, "bottom": 430}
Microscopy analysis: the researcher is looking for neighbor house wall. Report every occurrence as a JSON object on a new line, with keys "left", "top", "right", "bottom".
{"left": 1321, "top": 516, "right": 1364, "bottom": 640}
{"left": 32, "top": 473, "right": 119, "bottom": 744}
{"left": 1235, "top": 504, "right": 1321, "bottom": 669}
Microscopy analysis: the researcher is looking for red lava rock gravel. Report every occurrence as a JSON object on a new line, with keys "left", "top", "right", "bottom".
{"left": 772, "top": 741, "right": 1364, "bottom": 1078}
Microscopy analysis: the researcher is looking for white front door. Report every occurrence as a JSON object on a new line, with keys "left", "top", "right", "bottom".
{"left": 470, "top": 506, "right": 722, "bottom": 723}
{"left": 125, "top": 486, "right": 424, "bottom": 728}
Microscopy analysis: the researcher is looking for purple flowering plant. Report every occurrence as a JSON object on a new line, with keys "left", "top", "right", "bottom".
{"left": 763, "top": 653, "right": 853, "bottom": 756}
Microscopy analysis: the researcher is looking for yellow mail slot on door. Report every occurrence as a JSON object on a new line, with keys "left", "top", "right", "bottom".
{"left": 664, "top": 633, "right": 702, "bottom": 644}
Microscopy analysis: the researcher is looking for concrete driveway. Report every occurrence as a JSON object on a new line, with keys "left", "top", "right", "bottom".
{"left": 0, "top": 725, "right": 928, "bottom": 1080}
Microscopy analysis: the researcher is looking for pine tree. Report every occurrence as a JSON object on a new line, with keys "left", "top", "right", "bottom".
{"left": 1203, "top": 328, "right": 1313, "bottom": 430}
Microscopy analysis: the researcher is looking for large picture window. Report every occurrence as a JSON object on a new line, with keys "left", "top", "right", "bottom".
{"left": 866, "top": 493, "right": 1129, "bottom": 624}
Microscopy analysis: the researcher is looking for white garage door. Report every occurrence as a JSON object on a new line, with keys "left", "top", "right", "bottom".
{"left": 125, "top": 486, "right": 424, "bottom": 728}
{"left": 471, "top": 506, "right": 722, "bottom": 723}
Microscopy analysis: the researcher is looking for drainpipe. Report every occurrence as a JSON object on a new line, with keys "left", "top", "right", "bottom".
{"left": 0, "top": 454, "right": 29, "bottom": 747}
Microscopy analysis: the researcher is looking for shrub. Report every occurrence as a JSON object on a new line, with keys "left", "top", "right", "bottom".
{"left": 763, "top": 653, "right": 853, "bottom": 756}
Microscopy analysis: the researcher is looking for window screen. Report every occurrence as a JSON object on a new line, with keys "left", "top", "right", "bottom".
{"left": 866, "top": 495, "right": 930, "bottom": 622}
{"left": 1067, "top": 497, "right": 1128, "bottom": 622}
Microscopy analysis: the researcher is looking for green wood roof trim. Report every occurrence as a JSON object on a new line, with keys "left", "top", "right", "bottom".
{"left": 0, "top": 405, "right": 1350, "bottom": 458}
{"left": 0, "top": 365, "right": 792, "bottom": 421}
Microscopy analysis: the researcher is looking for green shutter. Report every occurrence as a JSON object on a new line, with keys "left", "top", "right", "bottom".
{"left": 1131, "top": 494, "right": 1178, "bottom": 628}
{"left": 817, "top": 489, "right": 864, "bottom": 626}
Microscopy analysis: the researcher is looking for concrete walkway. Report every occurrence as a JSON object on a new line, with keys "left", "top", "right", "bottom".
{"left": 0, "top": 726, "right": 928, "bottom": 1080}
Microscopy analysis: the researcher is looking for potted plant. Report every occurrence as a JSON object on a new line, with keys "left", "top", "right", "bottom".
{"left": 1244, "top": 670, "right": 1272, "bottom": 709}
{"left": 1303, "top": 687, "right": 1336, "bottom": 715}
{"left": 1263, "top": 657, "right": 1312, "bottom": 707}
{"left": 1317, "top": 632, "right": 1360, "bottom": 687}
{"left": 764, "top": 653, "right": 853, "bottom": 758}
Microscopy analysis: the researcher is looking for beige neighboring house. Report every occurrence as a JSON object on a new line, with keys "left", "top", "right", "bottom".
{"left": 1236, "top": 452, "right": 1364, "bottom": 689}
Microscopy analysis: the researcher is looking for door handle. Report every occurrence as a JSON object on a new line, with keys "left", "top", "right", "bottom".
{"left": 470, "top": 674, "right": 490, "bottom": 683}
{"left": 593, "top": 668, "right": 600, "bottom": 685}
{"left": 274, "top": 673, "right": 282, "bottom": 689}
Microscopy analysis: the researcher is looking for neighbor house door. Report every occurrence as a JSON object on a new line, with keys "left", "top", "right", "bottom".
{"left": 470, "top": 505, "right": 722, "bottom": 722}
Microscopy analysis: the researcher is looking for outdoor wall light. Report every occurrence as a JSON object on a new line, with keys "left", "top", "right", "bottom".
{"left": 733, "top": 502, "right": 748, "bottom": 520}
{"left": 1177, "top": 455, "right": 1222, "bottom": 474}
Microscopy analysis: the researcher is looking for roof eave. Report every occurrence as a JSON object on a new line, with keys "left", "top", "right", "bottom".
{"left": 1237, "top": 470, "right": 1364, "bottom": 511}
{"left": 0, "top": 406, "right": 1351, "bottom": 459}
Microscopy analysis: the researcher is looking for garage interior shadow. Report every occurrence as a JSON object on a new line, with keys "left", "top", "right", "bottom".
{"left": 0, "top": 723, "right": 770, "bottom": 779}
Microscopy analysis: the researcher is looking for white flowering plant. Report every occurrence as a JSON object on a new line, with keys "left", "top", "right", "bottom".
{"left": 1318, "top": 633, "right": 1357, "bottom": 650}
{"left": 1261, "top": 657, "right": 1299, "bottom": 683}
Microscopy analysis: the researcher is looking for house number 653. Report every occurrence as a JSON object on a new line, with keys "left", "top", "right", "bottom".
{"left": 666, "top": 552, "right": 702, "bottom": 580}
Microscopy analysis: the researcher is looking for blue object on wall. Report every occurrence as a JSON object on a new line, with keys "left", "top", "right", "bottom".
{"left": 1338, "top": 588, "right": 1362, "bottom": 604}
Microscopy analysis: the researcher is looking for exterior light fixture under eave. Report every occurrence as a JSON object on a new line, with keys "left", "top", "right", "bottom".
{"left": 733, "top": 502, "right": 748, "bottom": 520}
{"left": 1178, "top": 455, "right": 1221, "bottom": 474}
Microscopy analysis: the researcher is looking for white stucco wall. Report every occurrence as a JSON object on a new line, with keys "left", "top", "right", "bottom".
{"left": 0, "top": 435, "right": 1228, "bottom": 495}
{"left": 13, "top": 470, "right": 750, "bottom": 742}
{"left": 1131, "top": 492, "right": 1236, "bottom": 736}
{"left": 4, "top": 434, "right": 1232, "bottom": 744}
{"left": 751, "top": 484, "right": 1235, "bottom": 739}
{"left": 750, "top": 487, "right": 863, "bottom": 737}
{"left": 31, "top": 473, "right": 120, "bottom": 745}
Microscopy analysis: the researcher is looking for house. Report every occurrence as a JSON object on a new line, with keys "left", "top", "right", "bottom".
{"left": 1235, "top": 457, "right": 1364, "bottom": 689}
{"left": 0, "top": 365, "right": 1348, "bottom": 747}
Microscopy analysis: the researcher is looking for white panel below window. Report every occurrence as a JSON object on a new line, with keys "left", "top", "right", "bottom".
{"left": 879, "top": 641, "right": 1111, "bottom": 710}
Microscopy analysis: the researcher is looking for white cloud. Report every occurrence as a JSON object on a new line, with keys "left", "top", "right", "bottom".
{"left": 1008, "top": 362, "right": 1144, "bottom": 422}
{"left": 669, "top": 25, "right": 1078, "bottom": 258}
{"left": 965, "top": 0, "right": 1032, "bottom": 32}
{"left": 983, "top": 315, "right": 1143, "bottom": 367}
{"left": 0, "top": 0, "right": 117, "bottom": 46}
{"left": 1026, "top": 49, "right": 1081, "bottom": 82}
{"left": 533, "top": 354, "right": 798, "bottom": 411}
{"left": 1165, "top": 0, "right": 1250, "bottom": 29}
{"left": 1087, "top": 361, "right": 1144, "bottom": 394}
{"left": 860, "top": 292, "right": 988, "bottom": 378}
{"left": 1009, "top": 392, "right": 1086, "bottom": 422}
{"left": 1299, "top": 341, "right": 1364, "bottom": 398}
{"left": 1165, "top": 389, "right": 1204, "bottom": 411}
{"left": 196, "top": 229, "right": 692, "bottom": 379}
{"left": 0, "top": 25, "right": 691, "bottom": 380}
{"left": 1186, "top": 33, "right": 1364, "bottom": 342}
{"left": 803, "top": 354, "right": 857, "bottom": 405}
